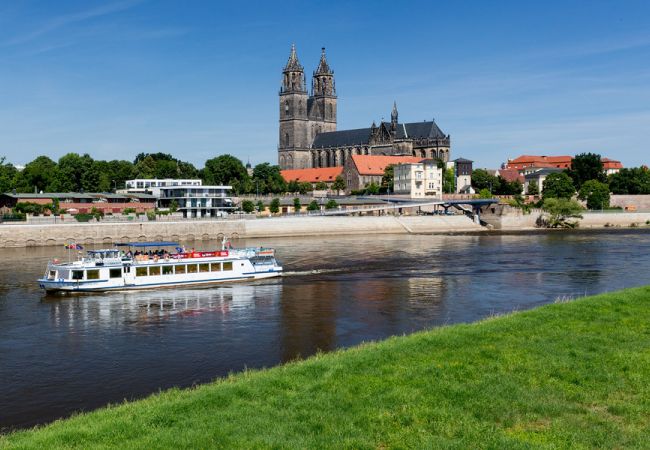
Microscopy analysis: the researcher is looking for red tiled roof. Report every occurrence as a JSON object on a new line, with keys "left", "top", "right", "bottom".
{"left": 601, "top": 158, "right": 623, "bottom": 169}
{"left": 351, "top": 155, "right": 423, "bottom": 176}
{"left": 497, "top": 168, "right": 524, "bottom": 183}
{"left": 281, "top": 167, "right": 343, "bottom": 183}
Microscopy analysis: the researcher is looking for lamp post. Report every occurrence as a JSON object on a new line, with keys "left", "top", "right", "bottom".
{"left": 112, "top": 180, "right": 117, "bottom": 193}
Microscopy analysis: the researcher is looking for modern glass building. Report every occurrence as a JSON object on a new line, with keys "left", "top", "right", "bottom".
{"left": 158, "top": 185, "right": 235, "bottom": 218}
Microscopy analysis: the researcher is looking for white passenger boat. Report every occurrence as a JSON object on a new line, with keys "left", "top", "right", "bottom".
{"left": 38, "top": 240, "right": 282, "bottom": 293}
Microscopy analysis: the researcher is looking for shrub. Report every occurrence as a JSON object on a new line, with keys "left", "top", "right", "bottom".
{"left": 293, "top": 198, "right": 301, "bottom": 213}
{"left": 307, "top": 200, "right": 319, "bottom": 211}
{"left": 241, "top": 200, "right": 255, "bottom": 213}
{"left": 146, "top": 210, "right": 156, "bottom": 221}
{"left": 74, "top": 213, "right": 94, "bottom": 222}
{"left": 325, "top": 199, "right": 338, "bottom": 210}
{"left": 122, "top": 208, "right": 136, "bottom": 215}
{"left": 256, "top": 200, "right": 264, "bottom": 212}
{"left": 269, "top": 198, "right": 280, "bottom": 214}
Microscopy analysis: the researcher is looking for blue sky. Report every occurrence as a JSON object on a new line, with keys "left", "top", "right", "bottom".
{"left": 1, "top": 0, "right": 649, "bottom": 169}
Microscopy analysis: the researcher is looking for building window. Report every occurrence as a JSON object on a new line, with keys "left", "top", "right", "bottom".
{"left": 187, "top": 264, "right": 198, "bottom": 274}
{"left": 175, "top": 265, "right": 186, "bottom": 274}
{"left": 211, "top": 262, "right": 222, "bottom": 272}
{"left": 162, "top": 266, "right": 173, "bottom": 275}
{"left": 136, "top": 267, "right": 148, "bottom": 277}
{"left": 109, "top": 268, "right": 122, "bottom": 278}
{"left": 199, "top": 263, "right": 210, "bottom": 273}
{"left": 72, "top": 270, "right": 84, "bottom": 280}
{"left": 223, "top": 261, "right": 233, "bottom": 271}
{"left": 285, "top": 133, "right": 290, "bottom": 147}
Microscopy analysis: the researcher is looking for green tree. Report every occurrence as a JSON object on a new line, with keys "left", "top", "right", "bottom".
{"left": 443, "top": 168, "right": 455, "bottom": 193}
{"left": 293, "top": 197, "right": 301, "bottom": 213}
{"left": 287, "top": 180, "right": 300, "bottom": 193}
{"left": 203, "top": 155, "right": 249, "bottom": 188}
{"left": 169, "top": 200, "right": 178, "bottom": 213}
{"left": 578, "top": 180, "right": 610, "bottom": 210}
{"left": 541, "top": 198, "right": 583, "bottom": 228}
{"left": 0, "top": 158, "right": 18, "bottom": 193}
{"left": 568, "top": 153, "right": 605, "bottom": 189}
{"left": 542, "top": 172, "right": 576, "bottom": 199}
{"left": 315, "top": 181, "right": 328, "bottom": 191}
{"left": 478, "top": 188, "right": 492, "bottom": 199}
{"left": 527, "top": 180, "right": 539, "bottom": 195}
{"left": 269, "top": 198, "right": 280, "bottom": 214}
{"left": 380, "top": 166, "right": 394, "bottom": 193}
{"left": 133, "top": 155, "right": 158, "bottom": 179}
{"left": 325, "top": 199, "right": 338, "bottom": 209}
{"left": 608, "top": 167, "right": 650, "bottom": 194}
{"left": 307, "top": 200, "right": 319, "bottom": 211}
{"left": 494, "top": 177, "right": 523, "bottom": 196}
{"left": 471, "top": 169, "right": 499, "bottom": 192}
{"left": 241, "top": 200, "right": 255, "bottom": 213}
{"left": 332, "top": 176, "right": 346, "bottom": 194}
{"left": 252, "top": 163, "right": 286, "bottom": 194}
{"left": 298, "top": 182, "right": 313, "bottom": 194}
{"left": 365, "top": 182, "right": 380, "bottom": 195}
{"left": 256, "top": 200, "right": 264, "bottom": 212}
{"left": 15, "top": 156, "right": 59, "bottom": 193}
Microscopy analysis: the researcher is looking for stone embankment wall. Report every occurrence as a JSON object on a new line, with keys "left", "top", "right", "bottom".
{"left": 0, "top": 215, "right": 482, "bottom": 248}
{"left": 610, "top": 195, "right": 650, "bottom": 211}
{"left": 482, "top": 205, "right": 650, "bottom": 230}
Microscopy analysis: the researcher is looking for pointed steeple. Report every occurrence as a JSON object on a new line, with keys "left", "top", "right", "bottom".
{"left": 391, "top": 101, "right": 398, "bottom": 123}
{"left": 284, "top": 43, "right": 303, "bottom": 71}
{"left": 281, "top": 44, "right": 306, "bottom": 93}
{"left": 312, "top": 47, "right": 335, "bottom": 97}
{"left": 315, "top": 47, "right": 332, "bottom": 75}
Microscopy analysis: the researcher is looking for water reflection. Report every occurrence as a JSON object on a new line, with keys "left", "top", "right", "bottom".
{"left": 43, "top": 284, "right": 279, "bottom": 330}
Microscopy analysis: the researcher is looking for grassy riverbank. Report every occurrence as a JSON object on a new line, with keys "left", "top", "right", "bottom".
{"left": 4, "top": 287, "right": 650, "bottom": 449}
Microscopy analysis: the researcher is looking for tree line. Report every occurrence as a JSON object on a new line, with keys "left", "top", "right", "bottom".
{"left": 0, "top": 153, "right": 333, "bottom": 196}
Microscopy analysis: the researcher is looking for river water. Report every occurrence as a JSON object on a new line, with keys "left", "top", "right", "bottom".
{"left": 2, "top": 230, "right": 650, "bottom": 430}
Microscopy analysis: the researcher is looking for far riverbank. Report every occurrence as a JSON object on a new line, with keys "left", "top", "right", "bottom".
{"left": 1, "top": 211, "right": 649, "bottom": 247}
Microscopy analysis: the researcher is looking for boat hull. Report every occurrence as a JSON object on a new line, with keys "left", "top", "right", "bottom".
{"left": 39, "top": 269, "right": 281, "bottom": 293}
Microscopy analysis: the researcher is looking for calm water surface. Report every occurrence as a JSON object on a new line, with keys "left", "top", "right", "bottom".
{"left": 2, "top": 230, "right": 650, "bottom": 430}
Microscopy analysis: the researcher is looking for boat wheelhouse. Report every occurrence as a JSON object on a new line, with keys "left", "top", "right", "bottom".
{"left": 38, "top": 241, "right": 282, "bottom": 293}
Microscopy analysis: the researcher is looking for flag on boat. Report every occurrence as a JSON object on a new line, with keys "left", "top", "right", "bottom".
{"left": 65, "top": 243, "right": 83, "bottom": 250}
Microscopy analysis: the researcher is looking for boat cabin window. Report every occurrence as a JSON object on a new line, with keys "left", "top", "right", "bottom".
{"left": 187, "top": 264, "right": 198, "bottom": 274}
{"left": 109, "top": 268, "right": 122, "bottom": 278}
{"left": 199, "top": 263, "right": 210, "bottom": 273}
{"left": 72, "top": 270, "right": 84, "bottom": 280}
{"left": 162, "top": 265, "right": 173, "bottom": 275}
{"left": 136, "top": 267, "right": 148, "bottom": 277}
{"left": 149, "top": 266, "right": 161, "bottom": 276}
{"left": 211, "top": 263, "right": 221, "bottom": 272}
{"left": 223, "top": 261, "right": 233, "bottom": 271}
{"left": 175, "top": 265, "right": 186, "bottom": 274}
{"left": 86, "top": 270, "right": 100, "bottom": 280}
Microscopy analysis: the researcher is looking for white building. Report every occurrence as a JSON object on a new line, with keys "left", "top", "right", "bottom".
{"left": 394, "top": 159, "right": 443, "bottom": 198}
{"left": 121, "top": 179, "right": 203, "bottom": 197}
{"left": 158, "top": 185, "right": 235, "bottom": 218}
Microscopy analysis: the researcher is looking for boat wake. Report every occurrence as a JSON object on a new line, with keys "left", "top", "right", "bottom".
{"left": 281, "top": 268, "right": 343, "bottom": 277}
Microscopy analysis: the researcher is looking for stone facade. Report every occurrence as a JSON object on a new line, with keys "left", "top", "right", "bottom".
{"left": 278, "top": 45, "right": 451, "bottom": 170}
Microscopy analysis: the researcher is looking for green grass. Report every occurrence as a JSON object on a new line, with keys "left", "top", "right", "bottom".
{"left": 4, "top": 287, "right": 650, "bottom": 449}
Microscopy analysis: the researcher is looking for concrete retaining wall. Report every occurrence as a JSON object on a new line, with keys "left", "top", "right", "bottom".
{"left": 0, "top": 215, "right": 482, "bottom": 248}
{"left": 610, "top": 195, "right": 650, "bottom": 211}
{"left": 484, "top": 209, "right": 650, "bottom": 230}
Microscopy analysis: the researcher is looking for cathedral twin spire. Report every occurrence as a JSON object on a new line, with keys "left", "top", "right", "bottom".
{"left": 281, "top": 44, "right": 335, "bottom": 96}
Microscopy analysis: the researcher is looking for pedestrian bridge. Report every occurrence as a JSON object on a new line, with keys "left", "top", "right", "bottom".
{"left": 307, "top": 197, "right": 499, "bottom": 222}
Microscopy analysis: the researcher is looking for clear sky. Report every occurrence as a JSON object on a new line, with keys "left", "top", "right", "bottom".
{"left": 1, "top": 0, "right": 649, "bottom": 169}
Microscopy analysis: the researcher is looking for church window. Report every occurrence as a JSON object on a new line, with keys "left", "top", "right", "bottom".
{"left": 285, "top": 133, "right": 290, "bottom": 147}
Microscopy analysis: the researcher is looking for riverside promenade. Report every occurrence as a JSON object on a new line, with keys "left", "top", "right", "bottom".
{"left": 0, "top": 215, "right": 482, "bottom": 248}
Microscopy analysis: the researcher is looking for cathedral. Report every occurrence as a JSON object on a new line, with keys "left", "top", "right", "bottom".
{"left": 278, "top": 45, "right": 451, "bottom": 170}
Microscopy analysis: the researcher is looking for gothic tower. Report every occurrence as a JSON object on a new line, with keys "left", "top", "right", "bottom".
{"left": 308, "top": 47, "right": 337, "bottom": 143}
{"left": 278, "top": 44, "right": 310, "bottom": 170}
